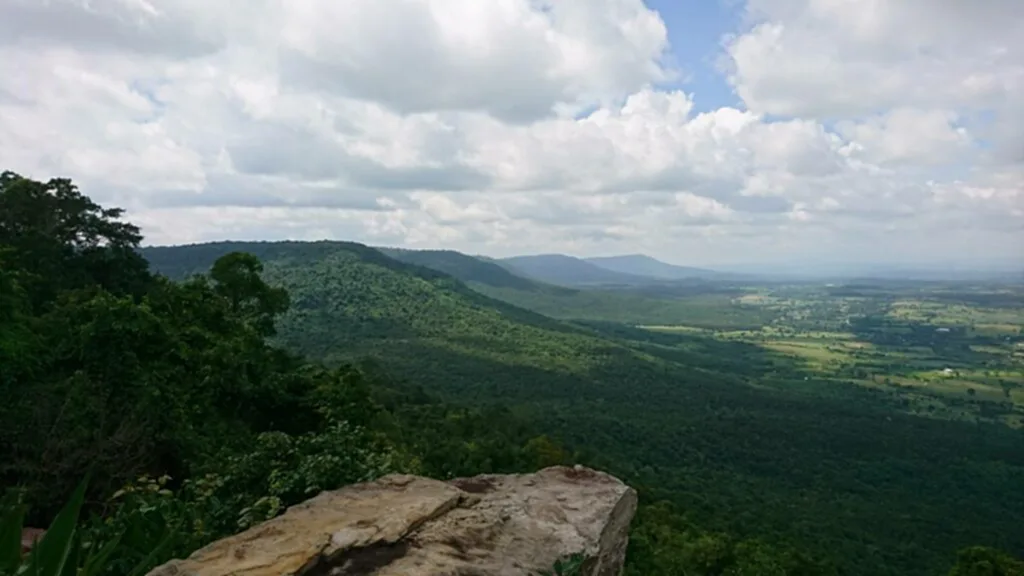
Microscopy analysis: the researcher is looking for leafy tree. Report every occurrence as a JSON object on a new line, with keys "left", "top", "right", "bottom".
{"left": 209, "top": 252, "right": 289, "bottom": 336}
{"left": 949, "top": 547, "right": 1024, "bottom": 576}
{"left": 0, "top": 171, "right": 150, "bottom": 309}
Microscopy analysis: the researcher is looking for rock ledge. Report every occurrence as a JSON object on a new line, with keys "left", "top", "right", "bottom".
{"left": 147, "top": 466, "right": 637, "bottom": 576}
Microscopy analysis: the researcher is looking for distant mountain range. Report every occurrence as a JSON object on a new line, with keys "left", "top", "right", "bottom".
{"left": 583, "top": 254, "right": 718, "bottom": 280}
{"left": 498, "top": 254, "right": 658, "bottom": 286}
{"left": 376, "top": 248, "right": 762, "bottom": 327}
{"left": 502, "top": 253, "right": 1023, "bottom": 285}
{"left": 496, "top": 253, "right": 723, "bottom": 287}
{"left": 377, "top": 247, "right": 557, "bottom": 293}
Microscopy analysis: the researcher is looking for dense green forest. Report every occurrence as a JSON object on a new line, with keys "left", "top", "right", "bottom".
{"left": 2, "top": 172, "right": 1023, "bottom": 575}
{"left": 145, "top": 242, "right": 1024, "bottom": 575}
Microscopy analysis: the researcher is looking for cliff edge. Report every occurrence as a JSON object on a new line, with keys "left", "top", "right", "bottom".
{"left": 147, "top": 465, "right": 638, "bottom": 576}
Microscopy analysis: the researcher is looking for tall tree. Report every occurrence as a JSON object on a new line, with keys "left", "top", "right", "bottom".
{"left": 0, "top": 171, "right": 150, "bottom": 308}
{"left": 210, "top": 252, "right": 289, "bottom": 336}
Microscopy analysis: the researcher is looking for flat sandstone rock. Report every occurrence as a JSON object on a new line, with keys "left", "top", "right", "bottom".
{"left": 147, "top": 466, "right": 637, "bottom": 576}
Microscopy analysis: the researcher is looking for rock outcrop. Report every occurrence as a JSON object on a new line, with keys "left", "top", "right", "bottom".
{"left": 147, "top": 465, "right": 637, "bottom": 576}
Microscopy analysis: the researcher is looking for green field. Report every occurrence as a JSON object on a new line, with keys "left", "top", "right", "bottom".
{"left": 638, "top": 283, "right": 1024, "bottom": 429}
{"left": 471, "top": 284, "right": 775, "bottom": 329}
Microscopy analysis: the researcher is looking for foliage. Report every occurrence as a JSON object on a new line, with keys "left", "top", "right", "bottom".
{"left": 0, "top": 171, "right": 149, "bottom": 311}
{"left": 0, "top": 172, "right": 587, "bottom": 574}
{"left": 0, "top": 477, "right": 173, "bottom": 576}
{"left": 82, "top": 476, "right": 196, "bottom": 576}
{"left": 949, "top": 547, "right": 1024, "bottom": 576}
{"left": 624, "top": 501, "right": 837, "bottom": 576}
{"left": 3, "top": 173, "right": 1024, "bottom": 576}
{"left": 208, "top": 252, "right": 289, "bottom": 337}
{"left": 144, "top": 240, "right": 1024, "bottom": 576}
{"left": 181, "top": 420, "right": 399, "bottom": 536}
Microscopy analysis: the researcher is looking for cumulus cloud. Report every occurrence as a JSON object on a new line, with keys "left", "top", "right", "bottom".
{"left": 0, "top": 0, "right": 1019, "bottom": 267}
{"left": 725, "top": 0, "right": 1024, "bottom": 116}
{"left": 835, "top": 108, "right": 973, "bottom": 166}
{"left": 277, "top": 0, "right": 672, "bottom": 122}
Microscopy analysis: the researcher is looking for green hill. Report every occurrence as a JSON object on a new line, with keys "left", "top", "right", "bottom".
{"left": 377, "top": 247, "right": 562, "bottom": 293}
{"left": 144, "top": 241, "right": 688, "bottom": 397}
{"left": 380, "top": 247, "right": 772, "bottom": 329}
{"left": 144, "top": 240, "right": 1024, "bottom": 576}
{"left": 500, "top": 253, "right": 659, "bottom": 286}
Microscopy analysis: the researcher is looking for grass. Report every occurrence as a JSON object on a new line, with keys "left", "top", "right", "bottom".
{"left": 638, "top": 285, "right": 1024, "bottom": 429}
{"left": 888, "top": 300, "right": 1024, "bottom": 327}
{"left": 471, "top": 284, "right": 776, "bottom": 330}
{"left": 761, "top": 340, "right": 852, "bottom": 367}
{"left": 638, "top": 325, "right": 710, "bottom": 334}
{"left": 892, "top": 377, "right": 1007, "bottom": 401}
{"left": 970, "top": 345, "right": 1010, "bottom": 355}
{"left": 973, "top": 323, "right": 1023, "bottom": 336}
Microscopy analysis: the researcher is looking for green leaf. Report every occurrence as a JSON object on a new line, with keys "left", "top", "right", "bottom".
{"left": 125, "top": 529, "right": 177, "bottom": 576}
{"left": 79, "top": 533, "right": 123, "bottom": 576}
{"left": 57, "top": 536, "right": 79, "bottom": 576}
{"left": 28, "top": 477, "right": 88, "bottom": 576}
{"left": 0, "top": 502, "right": 26, "bottom": 572}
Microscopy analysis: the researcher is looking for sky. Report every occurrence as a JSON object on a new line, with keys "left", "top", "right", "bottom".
{"left": 0, "top": 0, "right": 1021, "bottom": 269}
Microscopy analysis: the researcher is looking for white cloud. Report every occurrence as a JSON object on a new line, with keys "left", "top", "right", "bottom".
{"left": 277, "top": 0, "right": 672, "bottom": 122}
{"left": 0, "top": 0, "right": 1019, "bottom": 268}
{"left": 835, "top": 108, "right": 973, "bottom": 166}
{"left": 725, "top": 0, "right": 1024, "bottom": 117}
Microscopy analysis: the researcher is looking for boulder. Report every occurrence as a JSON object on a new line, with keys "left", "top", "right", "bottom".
{"left": 147, "top": 465, "right": 637, "bottom": 576}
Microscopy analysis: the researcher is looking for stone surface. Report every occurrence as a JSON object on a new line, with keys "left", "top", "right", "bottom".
{"left": 147, "top": 466, "right": 637, "bottom": 576}
{"left": 21, "top": 528, "right": 45, "bottom": 554}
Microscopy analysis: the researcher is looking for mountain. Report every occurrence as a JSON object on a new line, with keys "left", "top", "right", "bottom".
{"left": 499, "top": 254, "right": 659, "bottom": 286}
{"left": 383, "top": 247, "right": 772, "bottom": 329}
{"left": 145, "top": 242, "right": 742, "bottom": 416}
{"left": 14, "top": 170, "right": 1024, "bottom": 575}
{"left": 377, "top": 247, "right": 565, "bottom": 293}
{"left": 585, "top": 254, "right": 718, "bottom": 280}
{"left": 143, "top": 240, "right": 1024, "bottom": 576}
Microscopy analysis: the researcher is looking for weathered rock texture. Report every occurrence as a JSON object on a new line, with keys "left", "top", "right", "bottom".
{"left": 147, "top": 465, "right": 637, "bottom": 576}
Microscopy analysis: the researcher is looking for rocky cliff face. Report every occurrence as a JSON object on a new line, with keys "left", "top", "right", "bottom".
{"left": 147, "top": 465, "right": 637, "bottom": 576}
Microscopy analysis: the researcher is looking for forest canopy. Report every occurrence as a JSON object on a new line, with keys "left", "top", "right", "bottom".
{"left": 1, "top": 172, "right": 1021, "bottom": 576}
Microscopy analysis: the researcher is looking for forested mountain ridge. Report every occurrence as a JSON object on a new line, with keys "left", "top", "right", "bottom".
{"left": 144, "top": 239, "right": 1024, "bottom": 576}
{"left": 377, "top": 246, "right": 568, "bottom": 293}
{"left": 374, "top": 246, "right": 773, "bottom": 329}
{"left": 144, "top": 241, "right": 691, "bottom": 394}
{"left": 4, "top": 172, "right": 1023, "bottom": 576}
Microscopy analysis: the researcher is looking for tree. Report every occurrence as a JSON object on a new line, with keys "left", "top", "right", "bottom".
{"left": 0, "top": 255, "right": 34, "bottom": 370}
{"left": 209, "top": 252, "right": 289, "bottom": 336}
{"left": 0, "top": 171, "right": 150, "bottom": 309}
{"left": 522, "top": 435, "right": 571, "bottom": 469}
{"left": 949, "top": 547, "right": 1024, "bottom": 576}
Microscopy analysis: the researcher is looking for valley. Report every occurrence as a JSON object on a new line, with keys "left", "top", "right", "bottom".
{"left": 145, "top": 240, "right": 1024, "bottom": 576}
{"left": 643, "top": 283, "right": 1024, "bottom": 428}
{"left": 3, "top": 173, "right": 1020, "bottom": 576}
{"left": 4, "top": 2, "right": 1020, "bottom": 574}
{"left": 380, "top": 245, "right": 1024, "bottom": 430}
